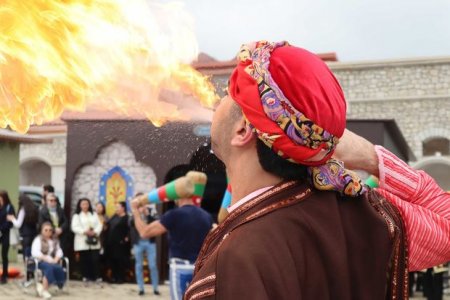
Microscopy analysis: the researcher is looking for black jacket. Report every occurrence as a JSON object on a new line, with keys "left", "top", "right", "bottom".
{"left": 129, "top": 214, "right": 157, "bottom": 245}
{"left": 39, "top": 206, "right": 69, "bottom": 248}
{"left": 106, "top": 214, "right": 130, "bottom": 258}
{"left": 0, "top": 204, "right": 15, "bottom": 241}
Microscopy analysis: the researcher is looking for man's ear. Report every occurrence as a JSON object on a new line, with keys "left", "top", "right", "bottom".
{"left": 230, "top": 119, "right": 254, "bottom": 147}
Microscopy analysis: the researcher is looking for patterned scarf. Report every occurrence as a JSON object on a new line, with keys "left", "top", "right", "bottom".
{"left": 40, "top": 236, "right": 59, "bottom": 258}
{"left": 234, "top": 41, "right": 367, "bottom": 197}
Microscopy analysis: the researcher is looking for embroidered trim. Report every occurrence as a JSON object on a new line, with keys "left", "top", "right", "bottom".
{"left": 187, "top": 288, "right": 215, "bottom": 300}
{"left": 195, "top": 181, "right": 299, "bottom": 272}
{"left": 185, "top": 274, "right": 216, "bottom": 296}
{"left": 368, "top": 190, "right": 409, "bottom": 300}
{"left": 245, "top": 189, "right": 311, "bottom": 222}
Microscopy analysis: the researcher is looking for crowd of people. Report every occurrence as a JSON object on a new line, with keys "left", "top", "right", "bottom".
{"left": 0, "top": 182, "right": 214, "bottom": 300}
{"left": 1, "top": 41, "right": 450, "bottom": 300}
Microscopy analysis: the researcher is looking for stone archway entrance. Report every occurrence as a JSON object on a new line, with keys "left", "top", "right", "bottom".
{"left": 20, "top": 159, "right": 51, "bottom": 187}
{"left": 413, "top": 157, "right": 450, "bottom": 191}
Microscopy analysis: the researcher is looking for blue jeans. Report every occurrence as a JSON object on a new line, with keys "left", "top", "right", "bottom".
{"left": 38, "top": 262, "right": 66, "bottom": 287}
{"left": 169, "top": 258, "right": 194, "bottom": 300}
{"left": 133, "top": 240, "right": 159, "bottom": 292}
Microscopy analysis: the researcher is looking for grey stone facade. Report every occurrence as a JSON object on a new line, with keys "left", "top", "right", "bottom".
{"left": 329, "top": 58, "right": 450, "bottom": 161}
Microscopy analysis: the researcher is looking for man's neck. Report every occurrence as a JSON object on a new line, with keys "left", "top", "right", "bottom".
{"left": 227, "top": 153, "right": 282, "bottom": 206}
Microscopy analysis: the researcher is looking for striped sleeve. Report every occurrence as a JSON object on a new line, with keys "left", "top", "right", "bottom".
{"left": 374, "top": 145, "right": 450, "bottom": 271}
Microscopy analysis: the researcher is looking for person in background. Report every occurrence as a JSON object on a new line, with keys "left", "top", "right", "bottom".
{"left": 130, "top": 199, "right": 160, "bottom": 296}
{"left": 31, "top": 222, "right": 66, "bottom": 299}
{"left": 42, "top": 185, "right": 54, "bottom": 208}
{"left": 131, "top": 193, "right": 213, "bottom": 300}
{"left": 7, "top": 194, "right": 39, "bottom": 258}
{"left": 95, "top": 202, "right": 108, "bottom": 280}
{"left": 39, "top": 193, "right": 69, "bottom": 252}
{"left": 106, "top": 201, "right": 130, "bottom": 283}
{"left": 0, "top": 190, "right": 16, "bottom": 284}
{"left": 71, "top": 198, "right": 103, "bottom": 285}
{"left": 7, "top": 194, "right": 39, "bottom": 284}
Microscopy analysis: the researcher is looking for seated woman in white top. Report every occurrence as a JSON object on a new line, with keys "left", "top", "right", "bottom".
{"left": 31, "top": 222, "right": 66, "bottom": 299}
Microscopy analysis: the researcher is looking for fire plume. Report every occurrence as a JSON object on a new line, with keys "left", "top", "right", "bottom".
{"left": 0, "top": 0, "right": 219, "bottom": 133}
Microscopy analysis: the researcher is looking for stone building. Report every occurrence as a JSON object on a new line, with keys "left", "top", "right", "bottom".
{"left": 331, "top": 57, "right": 450, "bottom": 190}
{"left": 20, "top": 52, "right": 450, "bottom": 207}
{"left": 200, "top": 55, "right": 450, "bottom": 190}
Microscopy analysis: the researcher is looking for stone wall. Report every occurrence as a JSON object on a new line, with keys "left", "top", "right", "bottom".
{"left": 20, "top": 134, "right": 67, "bottom": 166}
{"left": 330, "top": 58, "right": 450, "bottom": 101}
{"left": 71, "top": 141, "right": 156, "bottom": 214}
{"left": 328, "top": 58, "right": 450, "bottom": 160}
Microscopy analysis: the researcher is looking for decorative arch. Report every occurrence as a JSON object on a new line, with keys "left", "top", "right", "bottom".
{"left": 412, "top": 156, "right": 450, "bottom": 169}
{"left": 99, "top": 166, "right": 134, "bottom": 217}
{"left": 412, "top": 156, "right": 450, "bottom": 191}
{"left": 71, "top": 140, "right": 156, "bottom": 214}
{"left": 19, "top": 158, "right": 51, "bottom": 187}
{"left": 20, "top": 154, "right": 53, "bottom": 167}
{"left": 414, "top": 127, "right": 450, "bottom": 159}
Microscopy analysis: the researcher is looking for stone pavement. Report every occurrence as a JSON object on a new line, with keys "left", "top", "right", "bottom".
{"left": 0, "top": 278, "right": 171, "bottom": 300}
{"left": 2, "top": 278, "right": 449, "bottom": 300}
{"left": 1, "top": 263, "right": 448, "bottom": 299}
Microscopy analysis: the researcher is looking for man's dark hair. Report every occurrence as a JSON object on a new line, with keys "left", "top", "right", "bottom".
{"left": 256, "top": 139, "right": 308, "bottom": 182}
{"left": 117, "top": 201, "right": 127, "bottom": 211}
{"left": 230, "top": 101, "right": 308, "bottom": 182}
{"left": 43, "top": 185, "right": 55, "bottom": 193}
{"left": 19, "top": 193, "right": 39, "bottom": 224}
{"left": 75, "top": 197, "right": 93, "bottom": 214}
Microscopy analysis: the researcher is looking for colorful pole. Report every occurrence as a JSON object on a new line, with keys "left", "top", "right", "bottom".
{"left": 141, "top": 171, "right": 208, "bottom": 206}
{"left": 186, "top": 171, "right": 207, "bottom": 206}
{"left": 221, "top": 184, "right": 232, "bottom": 209}
{"left": 365, "top": 175, "right": 379, "bottom": 188}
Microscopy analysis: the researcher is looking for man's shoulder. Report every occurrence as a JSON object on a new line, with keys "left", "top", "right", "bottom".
{"left": 39, "top": 207, "right": 50, "bottom": 216}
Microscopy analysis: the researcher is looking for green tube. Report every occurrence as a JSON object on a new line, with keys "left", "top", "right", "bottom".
{"left": 193, "top": 183, "right": 206, "bottom": 197}
{"left": 365, "top": 175, "right": 379, "bottom": 188}
{"left": 165, "top": 180, "right": 179, "bottom": 199}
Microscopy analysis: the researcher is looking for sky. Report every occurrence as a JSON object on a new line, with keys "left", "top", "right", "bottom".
{"left": 172, "top": 0, "right": 450, "bottom": 62}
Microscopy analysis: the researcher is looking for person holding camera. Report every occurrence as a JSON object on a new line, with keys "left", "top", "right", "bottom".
{"left": 71, "top": 198, "right": 103, "bottom": 285}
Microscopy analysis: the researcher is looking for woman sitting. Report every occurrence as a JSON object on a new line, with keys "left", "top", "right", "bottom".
{"left": 31, "top": 222, "right": 66, "bottom": 299}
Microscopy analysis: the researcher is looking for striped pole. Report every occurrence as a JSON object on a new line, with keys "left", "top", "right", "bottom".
{"left": 143, "top": 171, "right": 208, "bottom": 205}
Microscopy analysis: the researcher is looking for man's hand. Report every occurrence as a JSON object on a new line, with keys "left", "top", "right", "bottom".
{"left": 6, "top": 215, "right": 15, "bottom": 222}
{"left": 55, "top": 228, "right": 63, "bottom": 236}
{"left": 333, "top": 129, "right": 379, "bottom": 176}
{"left": 131, "top": 195, "right": 146, "bottom": 213}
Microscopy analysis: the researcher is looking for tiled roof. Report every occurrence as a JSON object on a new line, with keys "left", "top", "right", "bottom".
{"left": 0, "top": 128, "right": 53, "bottom": 143}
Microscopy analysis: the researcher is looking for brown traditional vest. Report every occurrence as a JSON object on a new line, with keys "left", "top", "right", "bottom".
{"left": 185, "top": 181, "right": 408, "bottom": 300}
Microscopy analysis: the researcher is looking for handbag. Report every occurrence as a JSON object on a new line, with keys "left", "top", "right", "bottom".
{"left": 85, "top": 235, "right": 98, "bottom": 245}
{"left": 6, "top": 204, "right": 19, "bottom": 246}
{"left": 78, "top": 214, "right": 98, "bottom": 246}
{"left": 9, "top": 227, "right": 20, "bottom": 246}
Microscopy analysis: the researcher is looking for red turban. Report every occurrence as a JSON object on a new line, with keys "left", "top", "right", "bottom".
{"left": 228, "top": 41, "right": 367, "bottom": 197}
{"left": 229, "top": 41, "right": 346, "bottom": 166}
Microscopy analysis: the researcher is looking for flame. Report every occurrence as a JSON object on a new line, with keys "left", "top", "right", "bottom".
{"left": 0, "top": 0, "right": 219, "bottom": 133}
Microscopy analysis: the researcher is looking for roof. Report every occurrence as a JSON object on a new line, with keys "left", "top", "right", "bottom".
{"left": 192, "top": 52, "right": 338, "bottom": 75}
{"left": 0, "top": 128, "right": 53, "bottom": 143}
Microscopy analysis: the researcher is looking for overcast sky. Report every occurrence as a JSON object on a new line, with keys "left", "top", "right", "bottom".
{"left": 175, "top": 0, "right": 450, "bottom": 62}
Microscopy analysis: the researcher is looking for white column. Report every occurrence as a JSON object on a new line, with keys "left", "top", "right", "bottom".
{"left": 51, "top": 164, "right": 66, "bottom": 206}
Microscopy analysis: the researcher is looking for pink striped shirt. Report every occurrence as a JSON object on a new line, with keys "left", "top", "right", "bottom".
{"left": 374, "top": 145, "right": 450, "bottom": 271}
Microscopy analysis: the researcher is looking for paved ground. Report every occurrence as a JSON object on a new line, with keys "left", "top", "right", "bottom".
{"left": 1, "top": 262, "right": 171, "bottom": 300}
{"left": 1, "top": 263, "right": 448, "bottom": 299}
{"left": 0, "top": 277, "right": 171, "bottom": 300}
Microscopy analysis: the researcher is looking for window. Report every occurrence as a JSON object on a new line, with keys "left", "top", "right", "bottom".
{"left": 422, "top": 138, "right": 450, "bottom": 156}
